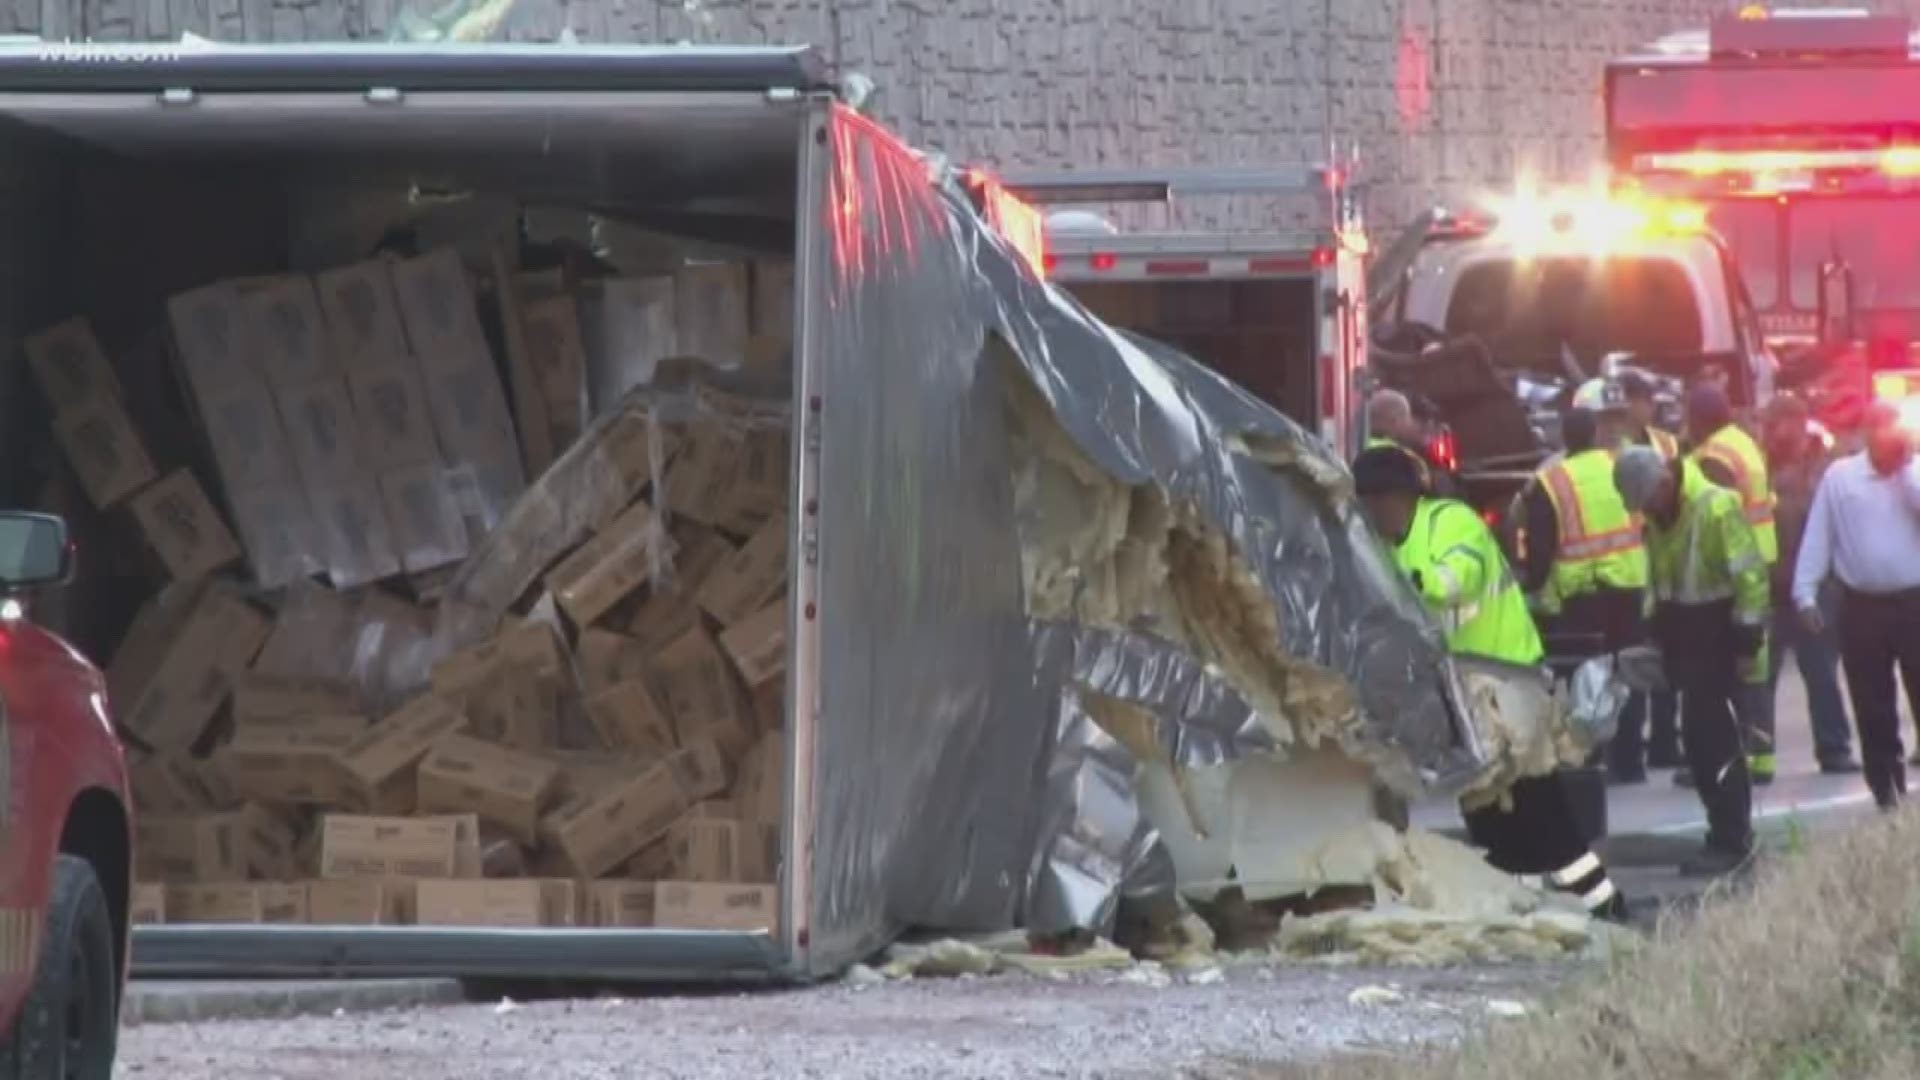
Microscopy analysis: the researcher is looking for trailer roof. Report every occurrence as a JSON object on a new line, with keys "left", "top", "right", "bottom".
{"left": 0, "top": 40, "right": 835, "bottom": 94}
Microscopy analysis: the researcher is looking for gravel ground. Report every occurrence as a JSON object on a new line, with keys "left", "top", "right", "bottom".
{"left": 114, "top": 963, "right": 1572, "bottom": 1080}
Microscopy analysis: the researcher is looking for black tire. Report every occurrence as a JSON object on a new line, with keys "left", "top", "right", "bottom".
{"left": 0, "top": 855, "right": 119, "bottom": 1080}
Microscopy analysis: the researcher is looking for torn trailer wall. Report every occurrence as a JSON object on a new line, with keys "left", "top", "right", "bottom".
{"left": 795, "top": 108, "right": 1496, "bottom": 972}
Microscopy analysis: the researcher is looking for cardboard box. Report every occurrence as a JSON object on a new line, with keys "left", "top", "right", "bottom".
{"left": 423, "top": 355, "right": 520, "bottom": 462}
{"left": 751, "top": 678, "right": 786, "bottom": 733}
{"left": 652, "top": 881, "right": 778, "bottom": 933}
{"left": 684, "top": 799, "right": 739, "bottom": 820}
{"left": 136, "top": 805, "right": 294, "bottom": 883}
{"left": 750, "top": 261, "right": 795, "bottom": 340}
{"left": 579, "top": 276, "right": 677, "bottom": 389}
{"left": 128, "top": 755, "right": 227, "bottom": 815}
{"left": 127, "top": 470, "right": 243, "bottom": 581}
{"left": 381, "top": 464, "right": 471, "bottom": 574}
{"left": 463, "top": 666, "right": 563, "bottom": 751}
{"left": 214, "top": 716, "right": 364, "bottom": 806}
{"left": 337, "top": 694, "right": 469, "bottom": 813}
{"left": 576, "top": 630, "right": 651, "bottom": 695}
{"left": 415, "top": 880, "right": 576, "bottom": 928}
{"left": 493, "top": 254, "right": 558, "bottom": 477}
{"left": 243, "top": 276, "right": 338, "bottom": 388}
{"left": 350, "top": 363, "right": 441, "bottom": 469}
{"left": 391, "top": 249, "right": 491, "bottom": 364}
{"left": 622, "top": 840, "right": 675, "bottom": 881}
{"left": 650, "top": 628, "right": 755, "bottom": 761}
{"left": 277, "top": 376, "right": 365, "bottom": 483}
{"left": 625, "top": 589, "right": 705, "bottom": 656}
{"left": 168, "top": 284, "right": 255, "bottom": 389}
{"left": 585, "top": 678, "right": 677, "bottom": 757}
{"left": 710, "top": 428, "right": 789, "bottom": 539}
{"left": 167, "top": 883, "right": 265, "bottom": 924}
{"left": 260, "top": 882, "right": 310, "bottom": 924}
{"left": 231, "top": 674, "right": 360, "bottom": 730}
{"left": 24, "top": 318, "right": 120, "bottom": 413}
{"left": 667, "top": 739, "right": 732, "bottom": 804}
{"left": 740, "top": 820, "right": 781, "bottom": 881}
{"left": 674, "top": 263, "right": 750, "bottom": 368}
{"left": 665, "top": 523, "right": 738, "bottom": 596}
{"left": 541, "top": 757, "right": 688, "bottom": 879}
{"left": 736, "top": 732, "right": 786, "bottom": 823}
{"left": 310, "top": 477, "right": 404, "bottom": 589}
{"left": 541, "top": 750, "right": 658, "bottom": 802}
{"left": 318, "top": 814, "right": 463, "bottom": 879}
{"left": 316, "top": 260, "right": 413, "bottom": 369}
{"left": 718, "top": 598, "right": 787, "bottom": 689}
{"left": 546, "top": 499, "right": 672, "bottom": 627}
{"left": 416, "top": 736, "right": 560, "bottom": 844}
{"left": 586, "top": 882, "right": 656, "bottom": 928}
{"left": 693, "top": 515, "right": 788, "bottom": 626}
{"left": 119, "top": 588, "right": 271, "bottom": 752}
{"left": 226, "top": 482, "right": 326, "bottom": 589}
{"left": 431, "top": 621, "right": 569, "bottom": 700}
{"left": 131, "top": 883, "right": 167, "bottom": 925}
{"left": 660, "top": 424, "right": 744, "bottom": 528}
{"left": 196, "top": 377, "right": 301, "bottom": 492}
{"left": 54, "top": 396, "right": 156, "bottom": 508}
{"left": 522, "top": 293, "right": 588, "bottom": 450}
{"left": 666, "top": 816, "right": 741, "bottom": 882}
{"left": 305, "top": 879, "right": 413, "bottom": 925}
{"left": 591, "top": 405, "right": 676, "bottom": 499}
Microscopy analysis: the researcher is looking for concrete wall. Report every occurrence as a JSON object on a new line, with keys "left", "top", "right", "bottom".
{"left": 4, "top": 1, "right": 1908, "bottom": 226}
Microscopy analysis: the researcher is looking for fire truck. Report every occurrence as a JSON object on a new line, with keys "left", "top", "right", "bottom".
{"left": 967, "top": 165, "right": 1372, "bottom": 456}
{"left": 1607, "top": 5, "right": 1920, "bottom": 429}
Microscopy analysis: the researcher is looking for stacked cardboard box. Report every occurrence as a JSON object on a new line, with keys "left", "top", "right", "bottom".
{"left": 99, "top": 252, "right": 793, "bottom": 932}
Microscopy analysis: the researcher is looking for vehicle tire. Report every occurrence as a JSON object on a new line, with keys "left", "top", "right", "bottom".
{"left": 0, "top": 855, "right": 119, "bottom": 1080}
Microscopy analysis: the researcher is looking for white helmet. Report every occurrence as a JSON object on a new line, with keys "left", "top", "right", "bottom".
{"left": 1570, "top": 378, "right": 1628, "bottom": 414}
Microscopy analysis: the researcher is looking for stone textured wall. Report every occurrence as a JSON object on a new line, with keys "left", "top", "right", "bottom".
{"left": 6, "top": 0, "right": 1914, "bottom": 226}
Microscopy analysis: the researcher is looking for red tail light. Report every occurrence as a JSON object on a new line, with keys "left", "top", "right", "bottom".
{"left": 1482, "top": 509, "right": 1502, "bottom": 528}
{"left": 1426, "top": 429, "right": 1460, "bottom": 472}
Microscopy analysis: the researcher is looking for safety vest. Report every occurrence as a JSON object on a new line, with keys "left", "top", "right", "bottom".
{"left": 1641, "top": 427, "right": 1680, "bottom": 460}
{"left": 1365, "top": 435, "right": 1432, "bottom": 490}
{"left": 1535, "top": 448, "right": 1649, "bottom": 610}
{"left": 1645, "top": 460, "right": 1770, "bottom": 628}
{"left": 1692, "top": 424, "right": 1779, "bottom": 564}
{"left": 1395, "top": 497, "right": 1544, "bottom": 666}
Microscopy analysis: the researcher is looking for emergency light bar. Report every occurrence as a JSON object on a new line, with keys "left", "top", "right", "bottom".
{"left": 1635, "top": 146, "right": 1920, "bottom": 178}
{"left": 1448, "top": 189, "right": 1708, "bottom": 251}
{"left": 1710, "top": 8, "right": 1908, "bottom": 58}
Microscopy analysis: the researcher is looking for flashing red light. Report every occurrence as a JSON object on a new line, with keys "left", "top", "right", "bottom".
{"left": 1426, "top": 429, "right": 1460, "bottom": 473}
{"left": 1089, "top": 252, "right": 1119, "bottom": 272}
{"left": 1042, "top": 253, "right": 1059, "bottom": 273}
{"left": 1482, "top": 508, "right": 1502, "bottom": 528}
{"left": 1311, "top": 246, "right": 1335, "bottom": 268}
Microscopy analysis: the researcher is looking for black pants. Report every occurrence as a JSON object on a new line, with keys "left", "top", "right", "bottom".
{"left": 1837, "top": 586, "right": 1920, "bottom": 808}
{"left": 1463, "top": 774, "right": 1592, "bottom": 875}
{"left": 1658, "top": 600, "right": 1754, "bottom": 854}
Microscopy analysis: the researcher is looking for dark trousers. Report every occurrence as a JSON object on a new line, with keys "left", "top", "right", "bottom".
{"left": 1463, "top": 773, "right": 1592, "bottom": 875}
{"left": 1768, "top": 589, "right": 1854, "bottom": 763}
{"left": 1836, "top": 585, "right": 1920, "bottom": 808}
{"left": 1659, "top": 600, "right": 1754, "bottom": 853}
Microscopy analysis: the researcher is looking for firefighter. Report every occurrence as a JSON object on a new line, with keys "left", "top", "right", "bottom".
{"left": 1353, "top": 445, "right": 1627, "bottom": 919}
{"left": 1620, "top": 371, "right": 1681, "bottom": 459}
{"left": 1512, "top": 380, "right": 1653, "bottom": 783}
{"left": 1614, "top": 445, "right": 1767, "bottom": 877}
{"left": 1615, "top": 371, "right": 1685, "bottom": 775}
{"left": 1687, "top": 385, "right": 1781, "bottom": 784}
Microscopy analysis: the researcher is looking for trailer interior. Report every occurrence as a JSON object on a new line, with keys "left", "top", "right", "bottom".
{"left": 0, "top": 45, "right": 830, "bottom": 979}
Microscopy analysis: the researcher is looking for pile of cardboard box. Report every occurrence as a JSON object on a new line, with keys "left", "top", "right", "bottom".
{"left": 34, "top": 243, "right": 796, "bottom": 933}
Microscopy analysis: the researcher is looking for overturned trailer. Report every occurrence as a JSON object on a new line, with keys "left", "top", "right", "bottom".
{"left": 0, "top": 41, "right": 1489, "bottom": 981}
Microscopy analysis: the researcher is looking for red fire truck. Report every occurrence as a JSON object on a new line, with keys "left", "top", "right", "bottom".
{"left": 1606, "top": 5, "right": 1920, "bottom": 426}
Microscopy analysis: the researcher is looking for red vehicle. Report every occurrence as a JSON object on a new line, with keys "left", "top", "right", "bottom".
{"left": 0, "top": 512, "right": 130, "bottom": 1080}
{"left": 1606, "top": 5, "right": 1920, "bottom": 424}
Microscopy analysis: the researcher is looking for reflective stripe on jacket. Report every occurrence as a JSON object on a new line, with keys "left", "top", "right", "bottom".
{"left": 1396, "top": 496, "right": 1545, "bottom": 666}
{"left": 1692, "top": 424, "right": 1779, "bottom": 564}
{"left": 1536, "top": 448, "right": 1649, "bottom": 610}
{"left": 1646, "top": 460, "right": 1770, "bottom": 627}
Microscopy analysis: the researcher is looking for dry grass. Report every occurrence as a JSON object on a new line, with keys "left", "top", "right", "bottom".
{"left": 1267, "top": 809, "right": 1920, "bottom": 1080}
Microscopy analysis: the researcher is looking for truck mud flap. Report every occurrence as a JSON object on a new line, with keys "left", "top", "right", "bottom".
{"left": 131, "top": 926, "right": 789, "bottom": 983}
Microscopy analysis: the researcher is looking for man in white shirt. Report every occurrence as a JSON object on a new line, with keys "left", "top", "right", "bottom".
{"left": 1792, "top": 402, "right": 1920, "bottom": 809}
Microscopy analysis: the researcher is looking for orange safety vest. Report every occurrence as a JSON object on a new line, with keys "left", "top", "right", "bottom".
{"left": 1644, "top": 428, "right": 1679, "bottom": 460}
{"left": 1692, "top": 424, "right": 1779, "bottom": 564}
